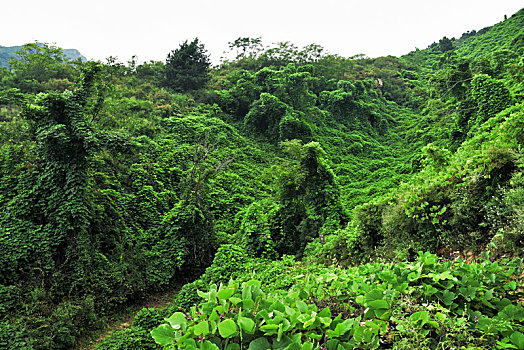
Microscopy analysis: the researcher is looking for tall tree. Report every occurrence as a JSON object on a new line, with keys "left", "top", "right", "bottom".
{"left": 164, "top": 38, "right": 211, "bottom": 92}
{"left": 228, "top": 37, "right": 264, "bottom": 60}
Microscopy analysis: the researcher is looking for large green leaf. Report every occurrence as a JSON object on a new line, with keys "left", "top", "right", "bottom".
{"left": 260, "top": 324, "right": 279, "bottom": 330}
{"left": 410, "top": 311, "right": 430, "bottom": 327}
{"left": 367, "top": 300, "right": 389, "bottom": 309}
{"left": 510, "top": 331, "right": 524, "bottom": 350}
{"left": 458, "top": 286, "right": 477, "bottom": 301}
{"left": 301, "top": 342, "right": 314, "bottom": 350}
{"left": 203, "top": 340, "right": 220, "bottom": 350}
{"left": 501, "top": 304, "right": 524, "bottom": 321}
{"left": 167, "top": 312, "right": 188, "bottom": 331}
{"left": 151, "top": 324, "right": 175, "bottom": 346}
{"left": 249, "top": 337, "right": 271, "bottom": 350}
{"left": 218, "top": 319, "right": 238, "bottom": 338}
{"left": 365, "top": 289, "right": 384, "bottom": 303}
{"left": 238, "top": 315, "right": 256, "bottom": 334}
{"left": 296, "top": 300, "right": 308, "bottom": 312}
{"left": 439, "top": 290, "right": 456, "bottom": 306}
{"left": 273, "top": 335, "right": 293, "bottom": 350}
{"left": 329, "top": 319, "right": 354, "bottom": 338}
{"left": 318, "top": 307, "right": 332, "bottom": 318}
{"left": 303, "top": 315, "right": 317, "bottom": 328}
{"left": 218, "top": 287, "right": 236, "bottom": 300}
{"left": 242, "top": 298, "right": 255, "bottom": 310}
{"left": 230, "top": 297, "right": 242, "bottom": 305}
{"left": 194, "top": 320, "right": 210, "bottom": 336}
{"left": 326, "top": 339, "right": 340, "bottom": 350}
{"left": 428, "top": 270, "right": 457, "bottom": 282}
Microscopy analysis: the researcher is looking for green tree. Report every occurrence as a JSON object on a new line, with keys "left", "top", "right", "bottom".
{"left": 8, "top": 42, "right": 78, "bottom": 93}
{"left": 238, "top": 141, "right": 348, "bottom": 258}
{"left": 228, "top": 37, "right": 264, "bottom": 60}
{"left": 438, "top": 37, "right": 454, "bottom": 53}
{"left": 276, "top": 141, "right": 348, "bottom": 256}
{"left": 216, "top": 69, "right": 261, "bottom": 119}
{"left": 164, "top": 38, "right": 211, "bottom": 92}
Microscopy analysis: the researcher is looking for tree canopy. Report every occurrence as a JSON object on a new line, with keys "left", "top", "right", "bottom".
{"left": 164, "top": 38, "right": 211, "bottom": 92}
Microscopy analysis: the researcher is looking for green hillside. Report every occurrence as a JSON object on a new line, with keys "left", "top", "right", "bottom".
{"left": 455, "top": 9, "right": 524, "bottom": 58}
{"left": 0, "top": 10, "right": 523, "bottom": 350}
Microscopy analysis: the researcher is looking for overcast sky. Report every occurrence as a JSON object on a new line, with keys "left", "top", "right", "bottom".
{"left": 1, "top": 1, "right": 522, "bottom": 65}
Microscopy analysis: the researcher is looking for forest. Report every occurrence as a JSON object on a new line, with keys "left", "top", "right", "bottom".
{"left": 0, "top": 8, "right": 523, "bottom": 350}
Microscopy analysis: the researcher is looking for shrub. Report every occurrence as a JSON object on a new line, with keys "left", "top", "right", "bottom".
{"left": 97, "top": 327, "right": 159, "bottom": 350}
{"left": 152, "top": 253, "right": 524, "bottom": 349}
{"left": 278, "top": 114, "right": 312, "bottom": 142}
{"left": 133, "top": 307, "right": 172, "bottom": 332}
{"left": 201, "top": 244, "right": 250, "bottom": 285}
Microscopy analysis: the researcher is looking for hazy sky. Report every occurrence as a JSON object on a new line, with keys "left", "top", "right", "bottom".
{"left": 2, "top": 1, "right": 522, "bottom": 65}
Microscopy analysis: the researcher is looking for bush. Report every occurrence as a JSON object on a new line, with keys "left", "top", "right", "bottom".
{"left": 0, "top": 321, "right": 33, "bottom": 349}
{"left": 172, "top": 280, "right": 207, "bottom": 311}
{"left": 278, "top": 114, "right": 312, "bottom": 142}
{"left": 133, "top": 307, "right": 172, "bottom": 332}
{"left": 96, "top": 327, "right": 159, "bottom": 350}
{"left": 152, "top": 253, "right": 524, "bottom": 349}
{"left": 201, "top": 244, "right": 250, "bottom": 285}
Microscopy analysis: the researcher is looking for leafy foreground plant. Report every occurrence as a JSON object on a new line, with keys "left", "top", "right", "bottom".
{"left": 152, "top": 252, "right": 523, "bottom": 349}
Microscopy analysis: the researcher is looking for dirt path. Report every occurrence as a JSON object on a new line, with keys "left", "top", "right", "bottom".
{"left": 76, "top": 287, "right": 181, "bottom": 349}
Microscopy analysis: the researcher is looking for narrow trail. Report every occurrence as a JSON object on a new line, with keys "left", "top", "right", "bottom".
{"left": 76, "top": 287, "right": 181, "bottom": 350}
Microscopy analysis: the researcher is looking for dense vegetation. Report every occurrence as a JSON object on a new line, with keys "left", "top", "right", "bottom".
{"left": 0, "top": 42, "right": 86, "bottom": 68}
{"left": 0, "top": 9, "right": 523, "bottom": 350}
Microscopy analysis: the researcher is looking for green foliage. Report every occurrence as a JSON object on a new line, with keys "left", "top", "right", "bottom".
{"left": 154, "top": 200, "right": 214, "bottom": 276}
{"left": 0, "top": 87, "right": 25, "bottom": 106}
{"left": 134, "top": 308, "right": 174, "bottom": 332}
{"left": 237, "top": 199, "right": 280, "bottom": 259}
{"left": 216, "top": 69, "right": 260, "bottom": 119}
{"left": 278, "top": 113, "right": 312, "bottom": 142}
{"left": 244, "top": 93, "right": 289, "bottom": 142}
{"left": 0, "top": 320, "right": 35, "bottom": 349}
{"left": 3, "top": 9, "right": 524, "bottom": 349}
{"left": 236, "top": 141, "right": 348, "bottom": 258}
{"left": 201, "top": 244, "right": 250, "bottom": 285}
{"left": 346, "top": 102, "right": 524, "bottom": 259}
{"left": 6, "top": 42, "right": 79, "bottom": 93}
{"left": 455, "top": 9, "right": 524, "bottom": 59}
{"left": 174, "top": 280, "right": 209, "bottom": 312}
{"left": 438, "top": 37, "right": 454, "bottom": 53}
{"left": 164, "top": 39, "right": 211, "bottom": 92}
{"left": 227, "top": 37, "right": 264, "bottom": 61}
{"left": 153, "top": 253, "right": 524, "bottom": 349}
{"left": 471, "top": 74, "right": 512, "bottom": 124}
{"left": 97, "top": 327, "right": 159, "bottom": 350}
{"left": 319, "top": 79, "right": 387, "bottom": 133}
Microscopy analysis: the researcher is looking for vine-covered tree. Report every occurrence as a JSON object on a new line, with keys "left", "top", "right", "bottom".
{"left": 164, "top": 38, "right": 211, "bottom": 92}
{"left": 471, "top": 74, "right": 512, "bottom": 124}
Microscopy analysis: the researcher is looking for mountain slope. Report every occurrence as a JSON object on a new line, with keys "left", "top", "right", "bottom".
{"left": 0, "top": 7, "right": 523, "bottom": 350}
{"left": 455, "top": 8, "right": 524, "bottom": 58}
